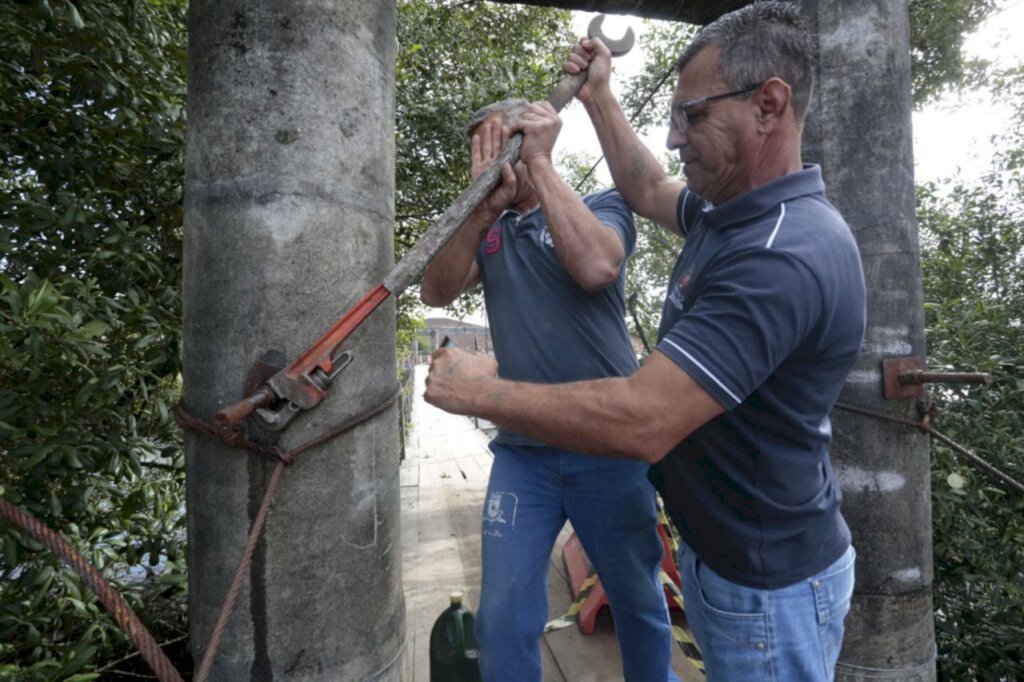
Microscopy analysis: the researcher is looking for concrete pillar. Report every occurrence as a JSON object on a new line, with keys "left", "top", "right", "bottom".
{"left": 183, "top": 0, "right": 405, "bottom": 679}
{"left": 801, "top": 1, "right": 936, "bottom": 679}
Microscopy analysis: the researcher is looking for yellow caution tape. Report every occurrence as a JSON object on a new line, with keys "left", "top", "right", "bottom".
{"left": 544, "top": 566, "right": 704, "bottom": 673}
{"left": 544, "top": 572, "right": 599, "bottom": 632}
{"left": 659, "top": 570, "right": 704, "bottom": 671}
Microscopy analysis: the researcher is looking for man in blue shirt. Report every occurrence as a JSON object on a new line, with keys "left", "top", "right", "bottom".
{"left": 425, "top": 4, "right": 866, "bottom": 680}
{"left": 421, "top": 100, "right": 678, "bottom": 681}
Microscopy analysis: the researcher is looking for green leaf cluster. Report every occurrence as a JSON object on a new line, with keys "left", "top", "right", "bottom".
{"left": 397, "top": 0, "right": 573, "bottom": 323}
{"left": 909, "top": 0, "right": 997, "bottom": 105}
{"left": 918, "top": 129, "right": 1024, "bottom": 677}
{"left": 916, "top": 57, "right": 1024, "bottom": 678}
{"left": 1, "top": 0, "right": 189, "bottom": 678}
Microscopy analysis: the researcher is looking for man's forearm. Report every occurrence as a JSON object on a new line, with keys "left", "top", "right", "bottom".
{"left": 427, "top": 348, "right": 724, "bottom": 462}
{"left": 583, "top": 90, "right": 682, "bottom": 233}
{"left": 420, "top": 204, "right": 495, "bottom": 306}
{"left": 526, "top": 160, "right": 624, "bottom": 291}
{"left": 465, "top": 374, "right": 663, "bottom": 462}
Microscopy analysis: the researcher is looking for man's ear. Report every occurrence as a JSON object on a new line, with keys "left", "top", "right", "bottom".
{"left": 755, "top": 77, "right": 792, "bottom": 131}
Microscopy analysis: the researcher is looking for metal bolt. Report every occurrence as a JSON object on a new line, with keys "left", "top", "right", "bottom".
{"left": 898, "top": 370, "right": 992, "bottom": 387}
{"left": 883, "top": 357, "right": 994, "bottom": 400}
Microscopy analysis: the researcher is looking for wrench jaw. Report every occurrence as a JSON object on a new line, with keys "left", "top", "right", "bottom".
{"left": 587, "top": 15, "right": 636, "bottom": 57}
{"left": 255, "top": 400, "right": 302, "bottom": 431}
{"left": 255, "top": 350, "right": 355, "bottom": 431}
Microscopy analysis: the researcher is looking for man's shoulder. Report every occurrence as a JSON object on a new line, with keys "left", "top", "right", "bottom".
{"left": 775, "top": 194, "right": 858, "bottom": 257}
{"left": 583, "top": 187, "right": 628, "bottom": 208}
{"left": 583, "top": 188, "right": 635, "bottom": 232}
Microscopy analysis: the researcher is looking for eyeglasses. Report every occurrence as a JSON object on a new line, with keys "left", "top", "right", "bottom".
{"left": 667, "top": 82, "right": 764, "bottom": 133}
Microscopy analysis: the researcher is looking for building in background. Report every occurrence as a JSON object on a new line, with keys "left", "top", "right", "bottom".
{"left": 422, "top": 317, "right": 493, "bottom": 359}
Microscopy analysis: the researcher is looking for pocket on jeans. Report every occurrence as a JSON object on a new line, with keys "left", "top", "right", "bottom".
{"left": 813, "top": 548, "right": 855, "bottom": 661}
{"left": 689, "top": 555, "right": 769, "bottom": 649}
{"left": 813, "top": 548, "right": 855, "bottom": 626}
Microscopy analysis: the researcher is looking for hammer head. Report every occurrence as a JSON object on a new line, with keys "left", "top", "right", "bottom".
{"left": 587, "top": 15, "right": 636, "bottom": 57}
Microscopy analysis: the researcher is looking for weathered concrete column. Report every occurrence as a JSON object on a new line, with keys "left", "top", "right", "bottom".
{"left": 801, "top": 1, "right": 936, "bottom": 679}
{"left": 183, "top": 1, "right": 405, "bottom": 679}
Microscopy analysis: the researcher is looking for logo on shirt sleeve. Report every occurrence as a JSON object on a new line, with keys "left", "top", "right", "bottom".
{"left": 484, "top": 225, "right": 503, "bottom": 255}
{"left": 667, "top": 270, "right": 692, "bottom": 310}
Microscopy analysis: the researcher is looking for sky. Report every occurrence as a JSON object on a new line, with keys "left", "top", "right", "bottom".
{"left": 560, "top": 4, "right": 1024, "bottom": 185}
{"left": 424, "top": 2, "right": 1024, "bottom": 325}
{"left": 912, "top": 0, "right": 1024, "bottom": 182}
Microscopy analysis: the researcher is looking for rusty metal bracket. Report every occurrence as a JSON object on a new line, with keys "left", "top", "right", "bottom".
{"left": 882, "top": 357, "right": 993, "bottom": 400}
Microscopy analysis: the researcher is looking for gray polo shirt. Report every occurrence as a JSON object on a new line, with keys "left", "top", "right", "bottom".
{"left": 652, "top": 165, "right": 867, "bottom": 588}
{"left": 476, "top": 188, "right": 639, "bottom": 446}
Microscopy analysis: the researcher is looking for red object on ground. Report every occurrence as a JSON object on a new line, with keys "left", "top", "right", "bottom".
{"left": 561, "top": 524, "right": 681, "bottom": 635}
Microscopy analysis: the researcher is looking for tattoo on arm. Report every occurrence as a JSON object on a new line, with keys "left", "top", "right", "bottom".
{"left": 627, "top": 144, "right": 651, "bottom": 182}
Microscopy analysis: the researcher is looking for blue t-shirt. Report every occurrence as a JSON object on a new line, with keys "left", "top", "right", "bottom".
{"left": 477, "top": 188, "right": 639, "bottom": 446}
{"left": 651, "top": 165, "right": 866, "bottom": 589}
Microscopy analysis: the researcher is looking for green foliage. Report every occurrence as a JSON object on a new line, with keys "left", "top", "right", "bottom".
{"left": 0, "top": 0, "right": 189, "bottom": 677}
{"left": 397, "top": 0, "right": 573, "bottom": 320}
{"left": 614, "top": 22, "right": 693, "bottom": 348}
{"left": 0, "top": 0, "right": 1018, "bottom": 678}
{"left": 397, "top": 305, "right": 424, "bottom": 368}
{"left": 909, "top": 0, "right": 997, "bottom": 105}
{"left": 918, "top": 146, "right": 1024, "bottom": 676}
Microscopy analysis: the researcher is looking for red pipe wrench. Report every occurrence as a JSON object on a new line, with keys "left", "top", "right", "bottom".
{"left": 213, "top": 16, "right": 635, "bottom": 432}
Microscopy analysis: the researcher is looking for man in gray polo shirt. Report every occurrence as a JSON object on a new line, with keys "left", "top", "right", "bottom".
{"left": 421, "top": 100, "right": 677, "bottom": 681}
{"left": 425, "top": 4, "right": 866, "bottom": 681}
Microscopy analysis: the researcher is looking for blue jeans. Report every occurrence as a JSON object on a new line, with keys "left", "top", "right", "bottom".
{"left": 675, "top": 541, "right": 855, "bottom": 681}
{"left": 476, "top": 442, "right": 678, "bottom": 682}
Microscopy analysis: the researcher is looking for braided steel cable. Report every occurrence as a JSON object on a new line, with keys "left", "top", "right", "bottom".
{"left": 834, "top": 401, "right": 1024, "bottom": 496}
{"left": 0, "top": 385, "right": 401, "bottom": 680}
{"left": 193, "top": 460, "right": 284, "bottom": 682}
{"left": 187, "top": 385, "right": 402, "bottom": 680}
{"left": 0, "top": 497, "right": 185, "bottom": 682}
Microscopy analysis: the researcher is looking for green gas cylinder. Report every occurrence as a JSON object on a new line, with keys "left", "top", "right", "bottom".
{"left": 429, "top": 591, "right": 482, "bottom": 682}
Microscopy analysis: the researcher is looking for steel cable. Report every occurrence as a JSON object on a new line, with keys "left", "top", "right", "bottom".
{"left": 0, "top": 498, "right": 184, "bottom": 682}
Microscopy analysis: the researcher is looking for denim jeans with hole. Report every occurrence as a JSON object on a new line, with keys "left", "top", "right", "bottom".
{"left": 675, "top": 540, "right": 855, "bottom": 681}
{"left": 475, "top": 442, "right": 679, "bottom": 682}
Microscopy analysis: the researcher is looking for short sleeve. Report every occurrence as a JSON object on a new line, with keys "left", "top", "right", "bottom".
{"left": 678, "top": 188, "right": 703, "bottom": 237}
{"left": 655, "top": 249, "right": 823, "bottom": 408}
{"left": 587, "top": 189, "right": 637, "bottom": 257}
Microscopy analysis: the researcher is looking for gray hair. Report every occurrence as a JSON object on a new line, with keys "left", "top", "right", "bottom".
{"left": 677, "top": 2, "right": 815, "bottom": 122}
{"left": 466, "top": 99, "right": 529, "bottom": 140}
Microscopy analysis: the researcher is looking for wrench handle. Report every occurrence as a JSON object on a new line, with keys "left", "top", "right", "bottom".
{"left": 213, "top": 387, "right": 276, "bottom": 430}
{"left": 546, "top": 71, "right": 589, "bottom": 113}
{"left": 382, "top": 20, "right": 631, "bottom": 295}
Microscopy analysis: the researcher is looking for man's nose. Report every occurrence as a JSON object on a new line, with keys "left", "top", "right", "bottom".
{"left": 666, "top": 125, "right": 686, "bottom": 151}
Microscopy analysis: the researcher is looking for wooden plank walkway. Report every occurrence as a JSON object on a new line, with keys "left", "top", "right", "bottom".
{"left": 400, "top": 364, "right": 704, "bottom": 681}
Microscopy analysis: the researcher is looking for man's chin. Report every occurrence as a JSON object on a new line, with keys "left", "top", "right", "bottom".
{"left": 682, "top": 166, "right": 703, "bottom": 194}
